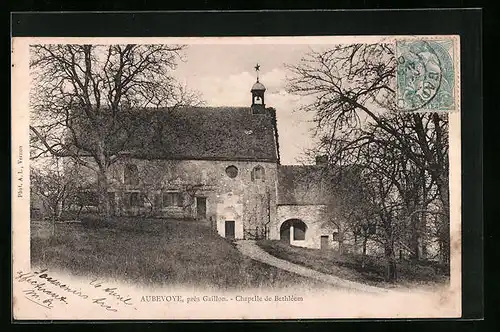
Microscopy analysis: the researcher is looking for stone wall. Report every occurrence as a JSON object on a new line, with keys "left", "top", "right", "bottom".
{"left": 72, "top": 158, "right": 278, "bottom": 240}
{"left": 273, "top": 204, "right": 339, "bottom": 249}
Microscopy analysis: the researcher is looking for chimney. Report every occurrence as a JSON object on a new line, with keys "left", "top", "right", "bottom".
{"left": 315, "top": 155, "right": 329, "bottom": 166}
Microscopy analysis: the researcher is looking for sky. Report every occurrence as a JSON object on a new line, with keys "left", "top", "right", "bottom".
{"left": 172, "top": 44, "right": 323, "bottom": 165}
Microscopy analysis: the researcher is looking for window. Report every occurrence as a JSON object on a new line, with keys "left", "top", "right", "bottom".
{"left": 124, "top": 164, "right": 139, "bottom": 185}
{"left": 130, "top": 192, "right": 140, "bottom": 207}
{"left": 123, "top": 192, "right": 144, "bottom": 208}
{"left": 163, "top": 192, "right": 183, "bottom": 207}
{"left": 225, "top": 165, "right": 238, "bottom": 178}
{"left": 251, "top": 165, "right": 265, "bottom": 181}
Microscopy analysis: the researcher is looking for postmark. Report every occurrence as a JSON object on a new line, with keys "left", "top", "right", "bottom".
{"left": 396, "top": 38, "right": 457, "bottom": 112}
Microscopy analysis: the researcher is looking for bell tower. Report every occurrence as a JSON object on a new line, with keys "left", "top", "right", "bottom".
{"left": 251, "top": 63, "right": 266, "bottom": 114}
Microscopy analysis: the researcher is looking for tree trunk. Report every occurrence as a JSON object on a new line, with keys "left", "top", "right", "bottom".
{"left": 52, "top": 215, "right": 56, "bottom": 237}
{"left": 410, "top": 214, "right": 420, "bottom": 261}
{"left": 77, "top": 205, "right": 83, "bottom": 219}
{"left": 338, "top": 234, "right": 344, "bottom": 255}
{"left": 439, "top": 213, "right": 451, "bottom": 267}
{"left": 435, "top": 170, "right": 450, "bottom": 213}
{"left": 97, "top": 168, "right": 111, "bottom": 220}
{"left": 433, "top": 173, "right": 450, "bottom": 267}
{"left": 51, "top": 201, "right": 57, "bottom": 237}
{"left": 384, "top": 241, "right": 397, "bottom": 282}
{"left": 361, "top": 235, "right": 368, "bottom": 269}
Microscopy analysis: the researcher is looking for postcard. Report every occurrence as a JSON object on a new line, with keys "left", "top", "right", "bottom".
{"left": 12, "top": 35, "right": 461, "bottom": 320}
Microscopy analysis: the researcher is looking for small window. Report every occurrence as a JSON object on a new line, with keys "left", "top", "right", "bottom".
{"left": 163, "top": 192, "right": 183, "bottom": 207}
{"left": 130, "top": 192, "right": 140, "bottom": 207}
{"left": 251, "top": 165, "right": 265, "bottom": 181}
{"left": 225, "top": 165, "right": 238, "bottom": 178}
{"left": 124, "top": 164, "right": 139, "bottom": 185}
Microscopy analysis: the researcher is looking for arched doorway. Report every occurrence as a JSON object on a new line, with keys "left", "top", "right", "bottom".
{"left": 280, "top": 219, "right": 307, "bottom": 242}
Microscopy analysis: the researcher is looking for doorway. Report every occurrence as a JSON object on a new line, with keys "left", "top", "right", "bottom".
{"left": 280, "top": 225, "right": 290, "bottom": 242}
{"left": 196, "top": 197, "right": 206, "bottom": 220}
{"left": 280, "top": 219, "right": 307, "bottom": 242}
{"left": 320, "top": 235, "right": 329, "bottom": 251}
{"left": 225, "top": 220, "right": 235, "bottom": 239}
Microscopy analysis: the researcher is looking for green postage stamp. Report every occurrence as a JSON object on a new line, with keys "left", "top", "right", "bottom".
{"left": 396, "top": 37, "right": 459, "bottom": 112}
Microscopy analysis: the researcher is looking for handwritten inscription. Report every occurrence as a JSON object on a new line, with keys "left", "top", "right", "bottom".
{"left": 15, "top": 269, "right": 303, "bottom": 314}
{"left": 90, "top": 278, "right": 133, "bottom": 311}
{"left": 15, "top": 269, "right": 134, "bottom": 312}
{"left": 16, "top": 270, "right": 71, "bottom": 309}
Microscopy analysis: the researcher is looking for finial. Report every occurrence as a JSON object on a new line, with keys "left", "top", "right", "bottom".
{"left": 254, "top": 63, "right": 260, "bottom": 82}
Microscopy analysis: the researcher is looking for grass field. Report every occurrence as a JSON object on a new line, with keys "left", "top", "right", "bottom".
{"left": 31, "top": 218, "right": 323, "bottom": 290}
{"left": 257, "top": 240, "right": 449, "bottom": 288}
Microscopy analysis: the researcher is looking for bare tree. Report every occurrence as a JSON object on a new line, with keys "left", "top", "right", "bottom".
{"left": 286, "top": 44, "right": 449, "bottom": 215}
{"left": 287, "top": 44, "right": 450, "bottom": 279}
{"left": 29, "top": 44, "right": 201, "bottom": 218}
{"left": 351, "top": 121, "right": 447, "bottom": 280}
{"left": 30, "top": 157, "right": 82, "bottom": 235}
{"left": 322, "top": 167, "right": 371, "bottom": 255}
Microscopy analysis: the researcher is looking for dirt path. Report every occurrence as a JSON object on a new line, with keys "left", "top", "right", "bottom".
{"left": 236, "top": 240, "right": 388, "bottom": 293}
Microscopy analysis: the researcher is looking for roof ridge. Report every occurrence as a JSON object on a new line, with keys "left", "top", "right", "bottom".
{"left": 138, "top": 106, "right": 260, "bottom": 114}
{"left": 279, "top": 164, "right": 321, "bottom": 167}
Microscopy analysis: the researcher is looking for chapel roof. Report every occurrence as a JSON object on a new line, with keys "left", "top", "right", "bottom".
{"left": 107, "top": 106, "right": 279, "bottom": 162}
